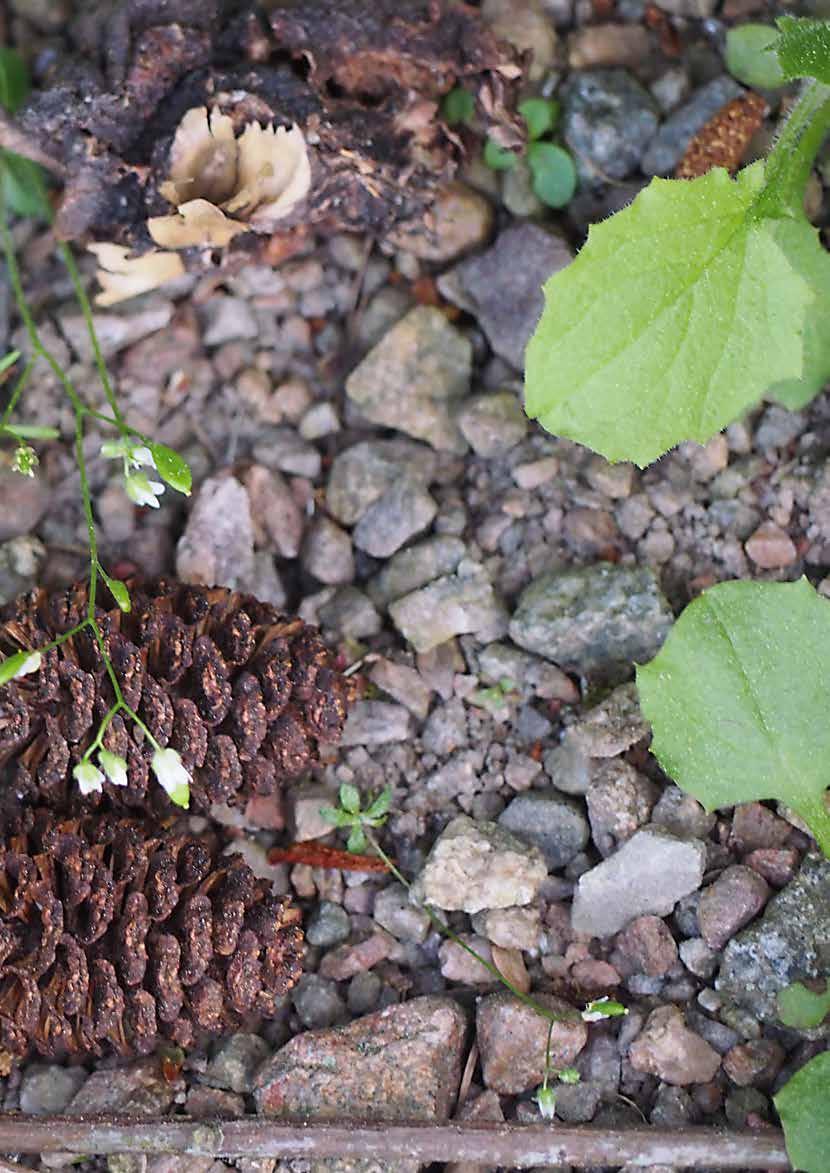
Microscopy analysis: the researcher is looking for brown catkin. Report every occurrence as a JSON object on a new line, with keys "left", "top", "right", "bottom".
{"left": 0, "top": 809, "right": 303, "bottom": 1061}
{"left": 0, "top": 578, "right": 349, "bottom": 815}
{"left": 675, "top": 93, "right": 768, "bottom": 180}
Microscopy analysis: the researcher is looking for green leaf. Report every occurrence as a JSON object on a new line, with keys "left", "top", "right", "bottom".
{"left": 1, "top": 152, "right": 50, "bottom": 220}
{"left": 777, "top": 980, "right": 830, "bottom": 1029}
{"left": 483, "top": 139, "right": 518, "bottom": 171}
{"left": 768, "top": 212, "right": 830, "bottom": 410}
{"left": 637, "top": 578, "right": 830, "bottom": 856}
{"left": 103, "top": 575, "right": 132, "bottom": 613}
{"left": 347, "top": 824, "right": 367, "bottom": 853}
{"left": 3, "top": 423, "right": 60, "bottom": 440}
{"left": 319, "top": 806, "right": 353, "bottom": 828}
{"left": 725, "top": 24, "right": 786, "bottom": 89}
{"left": 339, "top": 782, "right": 361, "bottom": 815}
{"left": 519, "top": 97, "right": 559, "bottom": 141}
{"left": 0, "top": 649, "right": 39, "bottom": 685}
{"left": 442, "top": 87, "right": 475, "bottom": 126}
{"left": 527, "top": 141, "right": 577, "bottom": 209}
{"left": 525, "top": 164, "right": 827, "bottom": 467}
{"left": 774, "top": 1052, "right": 830, "bottom": 1173}
{"left": 364, "top": 785, "right": 393, "bottom": 821}
{"left": 148, "top": 442, "right": 192, "bottom": 496}
{"left": 0, "top": 47, "right": 30, "bottom": 114}
{"left": 0, "top": 350, "right": 20, "bottom": 376}
{"left": 773, "top": 16, "right": 830, "bottom": 84}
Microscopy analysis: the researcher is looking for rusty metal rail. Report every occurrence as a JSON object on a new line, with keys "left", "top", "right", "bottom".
{"left": 0, "top": 1117, "right": 791, "bottom": 1168}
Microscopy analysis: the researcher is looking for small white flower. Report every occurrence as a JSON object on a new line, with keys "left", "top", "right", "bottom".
{"left": 15, "top": 651, "right": 42, "bottom": 678}
{"left": 534, "top": 1085, "right": 557, "bottom": 1120}
{"left": 74, "top": 759, "right": 104, "bottom": 795}
{"left": 12, "top": 444, "right": 38, "bottom": 478}
{"left": 98, "top": 748, "right": 129, "bottom": 788}
{"left": 125, "top": 471, "right": 165, "bottom": 508}
{"left": 130, "top": 446, "right": 155, "bottom": 469}
{"left": 151, "top": 747, "right": 191, "bottom": 808}
{"left": 582, "top": 996, "right": 628, "bottom": 1023}
{"left": 101, "top": 439, "right": 156, "bottom": 470}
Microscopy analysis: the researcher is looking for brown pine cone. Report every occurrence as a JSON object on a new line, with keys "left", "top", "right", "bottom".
{"left": 0, "top": 809, "right": 302, "bottom": 1062}
{"left": 0, "top": 578, "right": 349, "bottom": 814}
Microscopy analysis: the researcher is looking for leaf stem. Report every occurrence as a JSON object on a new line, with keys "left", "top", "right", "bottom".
{"left": 753, "top": 79, "right": 830, "bottom": 219}
{"left": 794, "top": 795, "right": 830, "bottom": 859}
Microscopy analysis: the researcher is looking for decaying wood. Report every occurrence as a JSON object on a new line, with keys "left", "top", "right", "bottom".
{"left": 14, "top": 0, "right": 522, "bottom": 249}
{"left": 0, "top": 1117, "right": 790, "bottom": 1168}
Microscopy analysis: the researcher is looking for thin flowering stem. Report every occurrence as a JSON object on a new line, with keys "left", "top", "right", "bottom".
{"left": 0, "top": 357, "right": 35, "bottom": 430}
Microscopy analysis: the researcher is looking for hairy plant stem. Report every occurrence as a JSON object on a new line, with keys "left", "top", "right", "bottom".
{"left": 753, "top": 79, "right": 830, "bottom": 219}
{"left": 0, "top": 206, "right": 160, "bottom": 757}
{"left": 362, "top": 827, "right": 582, "bottom": 1031}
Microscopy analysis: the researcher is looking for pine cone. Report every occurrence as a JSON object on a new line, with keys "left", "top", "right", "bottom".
{"left": 0, "top": 579, "right": 349, "bottom": 814}
{"left": 0, "top": 809, "right": 302, "bottom": 1061}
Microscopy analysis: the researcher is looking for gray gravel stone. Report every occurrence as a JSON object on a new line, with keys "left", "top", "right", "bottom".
{"left": 586, "top": 760, "right": 659, "bottom": 857}
{"left": 292, "top": 974, "right": 348, "bottom": 1030}
{"left": 565, "top": 683, "right": 649, "bottom": 757}
{"left": 203, "top": 1033, "right": 271, "bottom": 1094}
{"left": 571, "top": 827, "right": 707, "bottom": 937}
{"left": 368, "top": 658, "right": 433, "bottom": 719}
{"left": 651, "top": 784, "right": 716, "bottom": 840}
{"left": 477, "top": 993, "right": 588, "bottom": 1094}
{"left": 317, "top": 586, "right": 381, "bottom": 639}
{"left": 0, "top": 469, "right": 48, "bottom": 541}
{"left": 306, "top": 901, "right": 352, "bottom": 947}
{"left": 629, "top": 1006, "right": 721, "bottom": 1086}
{"left": 698, "top": 866, "right": 770, "bottom": 951}
{"left": 716, "top": 853, "right": 830, "bottom": 1022}
{"left": 390, "top": 561, "right": 508, "bottom": 653}
{"left": 510, "top": 562, "right": 672, "bottom": 680}
{"left": 642, "top": 76, "right": 744, "bottom": 175}
{"left": 353, "top": 479, "right": 437, "bottom": 558}
{"left": 478, "top": 642, "right": 579, "bottom": 702}
{"left": 563, "top": 69, "right": 659, "bottom": 180}
{"left": 471, "top": 905, "right": 541, "bottom": 950}
{"left": 68, "top": 1058, "right": 180, "bottom": 1114}
{"left": 176, "top": 476, "right": 255, "bottom": 590}
{"left": 202, "top": 296, "right": 258, "bottom": 345}
{"left": 457, "top": 391, "right": 528, "bottom": 457}
{"left": 411, "top": 814, "right": 548, "bottom": 913}
{"left": 0, "top": 535, "right": 46, "bottom": 604}
{"left": 374, "top": 882, "right": 431, "bottom": 943}
{"left": 498, "top": 791, "right": 590, "bottom": 869}
{"left": 302, "top": 517, "right": 354, "bottom": 585}
{"left": 340, "top": 700, "right": 413, "bottom": 746}
{"left": 252, "top": 426, "right": 322, "bottom": 480}
{"left": 346, "top": 307, "right": 471, "bottom": 452}
{"left": 20, "top": 1065, "right": 88, "bottom": 1115}
{"left": 439, "top": 224, "right": 572, "bottom": 371}
{"left": 368, "top": 536, "right": 467, "bottom": 606}
{"left": 326, "top": 439, "right": 438, "bottom": 526}
{"left": 244, "top": 464, "right": 304, "bottom": 558}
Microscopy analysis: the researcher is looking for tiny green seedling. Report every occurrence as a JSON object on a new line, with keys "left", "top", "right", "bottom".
{"left": 319, "top": 783, "right": 393, "bottom": 853}
{"left": 483, "top": 96, "right": 577, "bottom": 210}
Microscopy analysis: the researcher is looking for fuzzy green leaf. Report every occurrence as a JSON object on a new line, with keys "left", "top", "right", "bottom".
{"left": 347, "top": 825, "right": 367, "bottom": 853}
{"left": 525, "top": 165, "right": 827, "bottom": 466}
{"left": 1, "top": 152, "right": 50, "bottom": 220}
{"left": 519, "top": 97, "right": 559, "bottom": 141}
{"left": 637, "top": 578, "right": 830, "bottom": 856}
{"left": 777, "top": 980, "right": 830, "bottom": 1029}
{"left": 527, "top": 142, "right": 577, "bottom": 209}
{"left": 0, "top": 350, "right": 20, "bottom": 376}
{"left": 773, "top": 16, "right": 830, "bottom": 84}
{"left": 149, "top": 442, "right": 192, "bottom": 496}
{"left": 775, "top": 1052, "right": 830, "bottom": 1173}
{"left": 0, "top": 649, "right": 39, "bottom": 685}
{"left": 0, "top": 48, "right": 29, "bottom": 114}
{"left": 768, "top": 210, "right": 830, "bottom": 410}
{"left": 726, "top": 24, "right": 786, "bottom": 89}
{"left": 483, "top": 139, "right": 518, "bottom": 171}
{"left": 442, "top": 87, "right": 475, "bottom": 126}
{"left": 364, "top": 785, "right": 393, "bottom": 821}
{"left": 319, "top": 806, "right": 353, "bottom": 828}
{"left": 339, "top": 782, "right": 361, "bottom": 815}
{"left": 4, "top": 423, "right": 60, "bottom": 439}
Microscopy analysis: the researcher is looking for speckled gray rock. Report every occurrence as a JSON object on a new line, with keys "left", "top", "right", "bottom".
{"left": 571, "top": 827, "right": 706, "bottom": 937}
{"left": 565, "top": 683, "right": 649, "bottom": 757}
{"left": 176, "top": 475, "right": 255, "bottom": 590}
{"left": 438, "top": 224, "right": 572, "bottom": 370}
{"left": 353, "top": 478, "right": 437, "bottom": 558}
{"left": 498, "top": 791, "right": 590, "bottom": 869}
{"left": 510, "top": 563, "right": 672, "bottom": 679}
{"left": 317, "top": 586, "right": 381, "bottom": 640}
{"left": 346, "top": 306, "right": 471, "bottom": 452}
{"left": 390, "top": 561, "right": 508, "bottom": 653}
{"left": 340, "top": 700, "right": 413, "bottom": 746}
{"left": 374, "top": 882, "right": 432, "bottom": 943}
{"left": 369, "top": 536, "right": 467, "bottom": 606}
{"left": 68, "top": 1058, "right": 180, "bottom": 1115}
{"left": 326, "top": 439, "right": 438, "bottom": 525}
{"left": 642, "top": 76, "right": 744, "bottom": 175}
{"left": 563, "top": 70, "right": 659, "bottom": 180}
{"left": 202, "top": 1033, "right": 271, "bottom": 1094}
{"left": 254, "top": 996, "right": 467, "bottom": 1120}
{"left": 586, "top": 760, "right": 659, "bottom": 857}
{"left": 306, "top": 901, "right": 352, "bottom": 947}
{"left": 411, "top": 815, "right": 548, "bottom": 913}
{"left": 716, "top": 853, "right": 830, "bottom": 1023}
{"left": 301, "top": 517, "right": 355, "bottom": 585}
{"left": 0, "top": 469, "right": 47, "bottom": 541}
{"left": 457, "top": 391, "right": 528, "bottom": 457}
{"left": 0, "top": 535, "right": 46, "bottom": 604}
{"left": 20, "top": 1065, "right": 88, "bottom": 1115}
{"left": 292, "top": 974, "right": 348, "bottom": 1030}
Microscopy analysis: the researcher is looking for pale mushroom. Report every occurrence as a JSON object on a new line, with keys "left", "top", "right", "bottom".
{"left": 88, "top": 243, "right": 185, "bottom": 307}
